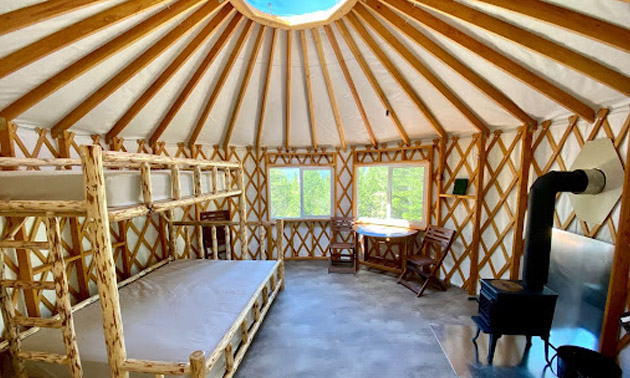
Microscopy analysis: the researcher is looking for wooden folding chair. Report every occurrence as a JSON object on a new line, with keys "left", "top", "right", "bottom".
{"left": 328, "top": 217, "right": 357, "bottom": 274}
{"left": 398, "top": 225, "right": 455, "bottom": 297}
{"left": 201, "top": 210, "right": 230, "bottom": 259}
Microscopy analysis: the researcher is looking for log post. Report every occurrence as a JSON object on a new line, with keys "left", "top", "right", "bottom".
{"left": 140, "top": 162, "right": 153, "bottom": 205}
{"left": 211, "top": 226, "right": 218, "bottom": 260}
{"left": 189, "top": 350, "right": 206, "bottom": 378}
{"left": 469, "top": 133, "right": 487, "bottom": 295}
{"left": 193, "top": 167, "right": 204, "bottom": 259}
{"left": 435, "top": 138, "right": 446, "bottom": 226}
{"left": 0, "top": 246, "right": 27, "bottom": 378}
{"left": 167, "top": 210, "right": 177, "bottom": 260}
{"left": 510, "top": 125, "right": 533, "bottom": 279}
{"left": 237, "top": 166, "right": 248, "bottom": 259}
{"left": 225, "top": 225, "right": 232, "bottom": 260}
{"left": 276, "top": 219, "right": 284, "bottom": 261}
{"left": 81, "top": 145, "right": 129, "bottom": 378}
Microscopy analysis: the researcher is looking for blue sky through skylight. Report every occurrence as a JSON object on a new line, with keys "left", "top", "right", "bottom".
{"left": 244, "top": 0, "right": 343, "bottom": 17}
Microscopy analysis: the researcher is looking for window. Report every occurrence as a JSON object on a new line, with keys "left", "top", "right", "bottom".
{"left": 269, "top": 167, "right": 333, "bottom": 219}
{"left": 355, "top": 162, "right": 429, "bottom": 228}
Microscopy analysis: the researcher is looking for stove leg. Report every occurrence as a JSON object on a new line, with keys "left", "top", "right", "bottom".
{"left": 543, "top": 337, "right": 551, "bottom": 364}
{"left": 472, "top": 326, "right": 481, "bottom": 342}
{"left": 525, "top": 335, "right": 532, "bottom": 346}
{"left": 487, "top": 333, "right": 500, "bottom": 364}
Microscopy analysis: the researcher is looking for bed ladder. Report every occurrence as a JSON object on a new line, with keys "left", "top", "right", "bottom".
{"left": 0, "top": 217, "right": 83, "bottom": 378}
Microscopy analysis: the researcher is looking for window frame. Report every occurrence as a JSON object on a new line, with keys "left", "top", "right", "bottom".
{"left": 267, "top": 164, "right": 335, "bottom": 220}
{"left": 353, "top": 160, "right": 430, "bottom": 230}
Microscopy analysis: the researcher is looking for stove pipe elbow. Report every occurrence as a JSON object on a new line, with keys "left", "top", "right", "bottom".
{"left": 522, "top": 169, "right": 605, "bottom": 291}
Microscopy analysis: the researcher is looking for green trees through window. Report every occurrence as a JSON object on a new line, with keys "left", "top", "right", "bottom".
{"left": 269, "top": 167, "right": 332, "bottom": 218}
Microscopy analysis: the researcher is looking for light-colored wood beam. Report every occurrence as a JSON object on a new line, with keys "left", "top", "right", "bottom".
{"left": 149, "top": 14, "right": 243, "bottom": 144}
{"left": 50, "top": 1, "right": 223, "bottom": 137}
{"left": 312, "top": 28, "right": 347, "bottom": 150}
{"left": 475, "top": 0, "right": 630, "bottom": 53}
{"left": 300, "top": 30, "right": 318, "bottom": 149}
{"left": 222, "top": 26, "right": 266, "bottom": 150}
{"left": 107, "top": 5, "right": 234, "bottom": 141}
{"left": 285, "top": 30, "right": 292, "bottom": 150}
{"left": 407, "top": 0, "right": 630, "bottom": 97}
{"left": 335, "top": 20, "right": 410, "bottom": 145}
{"left": 0, "top": 0, "right": 168, "bottom": 80}
{"left": 345, "top": 13, "right": 447, "bottom": 138}
{"left": 323, "top": 25, "right": 377, "bottom": 146}
{"left": 0, "top": 0, "right": 205, "bottom": 121}
{"left": 187, "top": 20, "right": 255, "bottom": 145}
{"left": 255, "top": 28, "right": 277, "bottom": 148}
{"left": 510, "top": 125, "right": 532, "bottom": 279}
{"left": 355, "top": 3, "right": 488, "bottom": 134}
{"left": 0, "top": 0, "right": 107, "bottom": 37}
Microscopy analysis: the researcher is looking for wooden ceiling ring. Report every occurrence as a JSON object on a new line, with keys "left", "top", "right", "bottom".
{"left": 354, "top": 3, "right": 488, "bottom": 135}
{"left": 50, "top": 1, "right": 225, "bottom": 138}
{"left": 0, "top": 0, "right": 206, "bottom": 122}
{"left": 255, "top": 28, "right": 278, "bottom": 148}
{"left": 149, "top": 14, "right": 245, "bottom": 144}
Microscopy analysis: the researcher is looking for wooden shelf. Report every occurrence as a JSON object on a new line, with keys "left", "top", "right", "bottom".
{"left": 439, "top": 193, "right": 476, "bottom": 200}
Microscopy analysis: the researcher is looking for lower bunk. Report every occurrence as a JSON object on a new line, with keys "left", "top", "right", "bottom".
{"left": 19, "top": 259, "right": 283, "bottom": 378}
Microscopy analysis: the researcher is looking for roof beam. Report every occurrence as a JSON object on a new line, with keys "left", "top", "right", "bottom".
{"left": 285, "top": 30, "right": 292, "bottom": 150}
{"left": 106, "top": 5, "right": 234, "bottom": 140}
{"left": 406, "top": 0, "right": 630, "bottom": 97}
{"left": 355, "top": 3, "right": 487, "bottom": 134}
{"left": 0, "top": 0, "right": 205, "bottom": 121}
{"left": 300, "top": 30, "right": 318, "bottom": 149}
{"left": 255, "top": 28, "right": 277, "bottom": 148}
{"left": 323, "top": 25, "right": 377, "bottom": 146}
{"left": 187, "top": 19, "right": 255, "bottom": 145}
{"left": 345, "top": 13, "right": 447, "bottom": 138}
{"left": 0, "top": 0, "right": 107, "bottom": 37}
{"left": 474, "top": 0, "right": 630, "bottom": 53}
{"left": 312, "top": 28, "right": 347, "bottom": 150}
{"left": 50, "top": 1, "right": 223, "bottom": 137}
{"left": 335, "top": 20, "right": 410, "bottom": 145}
{"left": 0, "top": 0, "right": 168, "bottom": 80}
{"left": 374, "top": 0, "right": 591, "bottom": 123}
{"left": 149, "top": 14, "right": 244, "bottom": 144}
{"left": 222, "top": 26, "right": 266, "bottom": 150}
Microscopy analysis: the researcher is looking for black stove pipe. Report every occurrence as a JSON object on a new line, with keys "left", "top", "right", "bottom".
{"left": 522, "top": 170, "right": 591, "bottom": 291}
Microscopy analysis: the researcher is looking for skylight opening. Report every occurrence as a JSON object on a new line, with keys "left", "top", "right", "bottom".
{"left": 231, "top": 0, "right": 356, "bottom": 29}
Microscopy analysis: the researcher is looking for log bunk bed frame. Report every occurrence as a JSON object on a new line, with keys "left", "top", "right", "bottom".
{"left": 0, "top": 145, "right": 285, "bottom": 378}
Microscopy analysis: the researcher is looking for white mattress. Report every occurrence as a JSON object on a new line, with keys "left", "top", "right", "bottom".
{"left": 21, "top": 259, "right": 278, "bottom": 378}
{"left": 0, "top": 170, "right": 224, "bottom": 207}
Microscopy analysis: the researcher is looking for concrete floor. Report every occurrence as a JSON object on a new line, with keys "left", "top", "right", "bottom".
{"left": 235, "top": 261, "right": 477, "bottom": 378}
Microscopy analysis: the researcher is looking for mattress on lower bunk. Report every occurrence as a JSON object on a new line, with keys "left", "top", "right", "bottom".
{"left": 0, "top": 169, "right": 224, "bottom": 207}
{"left": 21, "top": 259, "right": 278, "bottom": 378}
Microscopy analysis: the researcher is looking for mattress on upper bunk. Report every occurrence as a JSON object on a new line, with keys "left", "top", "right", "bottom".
{"left": 21, "top": 259, "right": 278, "bottom": 378}
{"left": 0, "top": 170, "right": 225, "bottom": 207}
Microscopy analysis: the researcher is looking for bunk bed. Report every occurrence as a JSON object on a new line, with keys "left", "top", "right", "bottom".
{"left": 0, "top": 145, "right": 285, "bottom": 378}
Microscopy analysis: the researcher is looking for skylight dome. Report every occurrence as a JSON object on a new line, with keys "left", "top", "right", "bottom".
{"left": 230, "top": 0, "right": 357, "bottom": 29}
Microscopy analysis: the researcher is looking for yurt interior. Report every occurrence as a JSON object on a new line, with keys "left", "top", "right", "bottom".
{"left": 0, "top": 0, "right": 630, "bottom": 377}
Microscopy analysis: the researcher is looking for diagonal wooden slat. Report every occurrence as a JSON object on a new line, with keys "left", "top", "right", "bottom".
{"left": 0, "top": 0, "right": 168, "bottom": 80}
{"left": 148, "top": 13, "right": 244, "bottom": 144}
{"left": 50, "top": 1, "right": 225, "bottom": 137}
{"left": 187, "top": 19, "right": 255, "bottom": 145}
{"left": 255, "top": 28, "right": 277, "bottom": 148}
{"left": 300, "top": 30, "right": 318, "bottom": 149}
{"left": 106, "top": 4, "right": 234, "bottom": 140}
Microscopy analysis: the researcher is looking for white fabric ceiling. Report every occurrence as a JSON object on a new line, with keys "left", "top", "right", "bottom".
{"left": 0, "top": 0, "right": 628, "bottom": 148}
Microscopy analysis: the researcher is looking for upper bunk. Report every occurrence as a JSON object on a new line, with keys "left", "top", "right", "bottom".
{"left": 0, "top": 145, "right": 244, "bottom": 222}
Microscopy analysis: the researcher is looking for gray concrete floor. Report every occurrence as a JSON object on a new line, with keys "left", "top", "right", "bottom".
{"left": 236, "top": 261, "right": 477, "bottom": 378}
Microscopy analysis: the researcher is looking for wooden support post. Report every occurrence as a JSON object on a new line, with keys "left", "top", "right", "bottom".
{"left": 212, "top": 166, "right": 218, "bottom": 194}
{"left": 600, "top": 127, "right": 630, "bottom": 357}
{"left": 276, "top": 220, "right": 284, "bottom": 261}
{"left": 193, "top": 166, "right": 204, "bottom": 258}
{"left": 266, "top": 224, "right": 273, "bottom": 260}
{"left": 211, "top": 226, "right": 219, "bottom": 260}
{"left": 240, "top": 321, "right": 248, "bottom": 344}
{"left": 189, "top": 350, "right": 206, "bottom": 378}
{"left": 167, "top": 210, "right": 177, "bottom": 260}
{"left": 45, "top": 216, "right": 83, "bottom": 377}
{"left": 253, "top": 301, "right": 260, "bottom": 321}
{"left": 0, "top": 117, "right": 16, "bottom": 165}
{"left": 469, "top": 133, "right": 487, "bottom": 295}
{"left": 81, "top": 145, "right": 129, "bottom": 378}
{"left": 0, "top": 247, "right": 26, "bottom": 377}
{"left": 225, "top": 225, "right": 232, "bottom": 260}
{"left": 225, "top": 344, "right": 234, "bottom": 373}
{"left": 510, "top": 125, "right": 533, "bottom": 279}
{"left": 140, "top": 162, "right": 153, "bottom": 205}
{"left": 238, "top": 166, "right": 247, "bottom": 259}
{"left": 224, "top": 168, "right": 230, "bottom": 192}
{"left": 118, "top": 221, "right": 132, "bottom": 277}
{"left": 436, "top": 138, "right": 446, "bottom": 226}
{"left": 171, "top": 166, "right": 181, "bottom": 199}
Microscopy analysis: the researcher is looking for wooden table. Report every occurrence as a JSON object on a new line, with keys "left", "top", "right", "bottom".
{"left": 354, "top": 225, "right": 418, "bottom": 274}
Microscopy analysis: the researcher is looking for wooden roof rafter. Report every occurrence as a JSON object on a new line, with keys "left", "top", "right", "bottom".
{"left": 373, "top": 0, "right": 593, "bottom": 124}
{"left": 0, "top": 0, "right": 169, "bottom": 80}
{"left": 408, "top": 0, "right": 630, "bottom": 97}
{"left": 312, "top": 28, "right": 347, "bottom": 150}
{"left": 323, "top": 25, "right": 378, "bottom": 147}
{"left": 335, "top": 20, "right": 410, "bottom": 145}
{"left": 149, "top": 13, "right": 245, "bottom": 145}
{"left": 222, "top": 25, "right": 266, "bottom": 150}
{"left": 300, "top": 30, "right": 318, "bottom": 149}
{"left": 345, "top": 12, "right": 447, "bottom": 138}
{"left": 187, "top": 19, "right": 255, "bottom": 145}
{"left": 255, "top": 28, "right": 278, "bottom": 148}
{"left": 50, "top": 0, "right": 226, "bottom": 138}
{"left": 354, "top": 3, "right": 488, "bottom": 135}
{"left": 107, "top": 5, "right": 236, "bottom": 141}
{"left": 474, "top": 0, "right": 630, "bottom": 53}
{"left": 0, "top": 0, "right": 207, "bottom": 122}
{"left": 285, "top": 30, "right": 293, "bottom": 150}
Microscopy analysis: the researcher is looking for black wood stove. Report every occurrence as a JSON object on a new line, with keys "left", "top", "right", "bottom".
{"left": 471, "top": 169, "right": 605, "bottom": 364}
